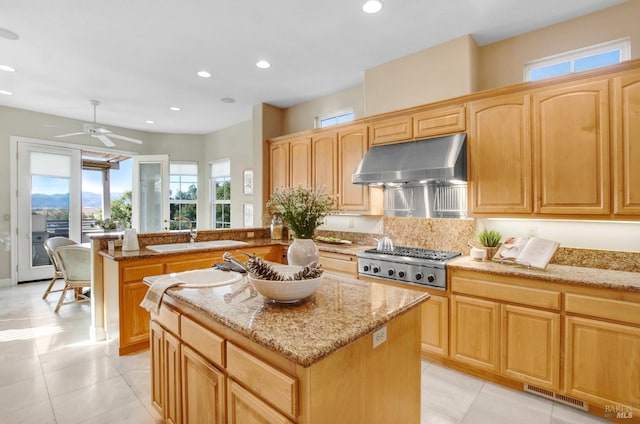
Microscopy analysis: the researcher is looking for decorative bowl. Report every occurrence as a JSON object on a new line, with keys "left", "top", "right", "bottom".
{"left": 248, "top": 265, "right": 323, "bottom": 303}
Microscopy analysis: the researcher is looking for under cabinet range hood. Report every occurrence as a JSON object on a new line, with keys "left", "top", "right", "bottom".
{"left": 352, "top": 133, "right": 468, "bottom": 218}
{"left": 352, "top": 133, "right": 467, "bottom": 185}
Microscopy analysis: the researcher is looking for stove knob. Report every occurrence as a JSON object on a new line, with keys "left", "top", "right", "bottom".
{"left": 373, "top": 266, "right": 380, "bottom": 274}
{"left": 363, "top": 265, "right": 370, "bottom": 272}
{"left": 427, "top": 274, "right": 436, "bottom": 283}
{"left": 398, "top": 271, "right": 406, "bottom": 278}
{"left": 415, "top": 273, "right": 423, "bottom": 281}
{"left": 388, "top": 269, "right": 395, "bottom": 277}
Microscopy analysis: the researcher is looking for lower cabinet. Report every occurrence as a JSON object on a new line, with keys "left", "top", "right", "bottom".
{"left": 421, "top": 294, "right": 448, "bottom": 357}
{"left": 181, "top": 344, "right": 226, "bottom": 424}
{"left": 227, "top": 380, "right": 293, "bottom": 424}
{"left": 317, "top": 251, "right": 357, "bottom": 277}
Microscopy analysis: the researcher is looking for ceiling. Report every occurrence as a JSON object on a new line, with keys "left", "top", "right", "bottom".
{"left": 0, "top": 0, "right": 627, "bottom": 135}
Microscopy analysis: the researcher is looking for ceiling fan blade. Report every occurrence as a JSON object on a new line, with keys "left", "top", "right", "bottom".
{"left": 95, "top": 134, "right": 116, "bottom": 147}
{"left": 107, "top": 133, "right": 143, "bottom": 144}
{"left": 54, "top": 132, "right": 87, "bottom": 138}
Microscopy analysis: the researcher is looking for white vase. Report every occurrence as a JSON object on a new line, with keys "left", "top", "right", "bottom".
{"left": 287, "top": 238, "right": 319, "bottom": 266}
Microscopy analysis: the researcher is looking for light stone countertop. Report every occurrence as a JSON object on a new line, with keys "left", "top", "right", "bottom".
{"left": 449, "top": 256, "right": 640, "bottom": 292}
{"left": 145, "top": 272, "right": 429, "bottom": 367}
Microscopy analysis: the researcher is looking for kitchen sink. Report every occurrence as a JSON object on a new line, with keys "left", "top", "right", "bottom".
{"left": 146, "top": 240, "right": 249, "bottom": 253}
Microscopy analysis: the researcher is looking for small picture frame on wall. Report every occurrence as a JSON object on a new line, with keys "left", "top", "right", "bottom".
{"left": 243, "top": 203, "right": 253, "bottom": 227}
{"left": 243, "top": 169, "right": 253, "bottom": 195}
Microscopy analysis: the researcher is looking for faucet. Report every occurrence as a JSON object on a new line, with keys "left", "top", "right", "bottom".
{"left": 174, "top": 216, "right": 197, "bottom": 242}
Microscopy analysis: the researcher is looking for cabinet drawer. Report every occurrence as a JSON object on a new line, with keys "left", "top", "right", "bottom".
{"left": 565, "top": 293, "right": 640, "bottom": 326}
{"left": 165, "top": 257, "right": 221, "bottom": 273}
{"left": 152, "top": 304, "right": 180, "bottom": 335}
{"left": 451, "top": 276, "right": 561, "bottom": 310}
{"left": 318, "top": 252, "right": 357, "bottom": 275}
{"left": 122, "top": 263, "right": 165, "bottom": 283}
{"left": 181, "top": 316, "right": 225, "bottom": 367}
{"left": 226, "top": 342, "right": 298, "bottom": 417}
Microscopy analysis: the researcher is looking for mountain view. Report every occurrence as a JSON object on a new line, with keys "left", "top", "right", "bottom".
{"left": 31, "top": 192, "right": 124, "bottom": 209}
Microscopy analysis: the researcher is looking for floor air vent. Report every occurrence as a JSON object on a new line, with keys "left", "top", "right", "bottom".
{"left": 524, "top": 384, "right": 588, "bottom": 411}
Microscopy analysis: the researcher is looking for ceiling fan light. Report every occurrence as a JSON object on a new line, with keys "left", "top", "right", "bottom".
{"left": 362, "top": 0, "right": 383, "bottom": 14}
{"left": 256, "top": 60, "right": 271, "bottom": 69}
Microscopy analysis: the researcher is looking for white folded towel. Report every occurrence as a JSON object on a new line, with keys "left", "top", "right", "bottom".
{"left": 139, "top": 276, "right": 184, "bottom": 314}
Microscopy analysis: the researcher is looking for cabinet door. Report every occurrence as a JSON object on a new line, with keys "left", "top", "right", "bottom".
{"left": 164, "top": 331, "right": 182, "bottom": 424}
{"left": 339, "top": 125, "right": 370, "bottom": 211}
{"left": 290, "top": 137, "right": 312, "bottom": 188}
{"left": 227, "top": 379, "right": 293, "bottom": 424}
{"left": 565, "top": 316, "right": 640, "bottom": 412}
{"left": 150, "top": 321, "right": 164, "bottom": 415}
{"left": 612, "top": 70, "right": 640, "bottom": 216}
{"left": 421, "top": 294, "right": 449, "bottom": 357}
{"left": 370, "top": 115, "right": 413, "bottom": 145}
{"left": 165, "top": 254, "right": 225, "bottom": 274}
{"left": 450, "top": 295, "right": 500, "bottom": 372}
{"left": 269, "top": 141, "right": 290, "bottom": 196}
{"left": 413, "top": 104, "right": 465, "bottom": 138}
{"left": 181, "top": 345, "right": 226, "bottom": 424}
{"left": 120, "top": 280, "right": 151, "bottom": 353}
{"left": 469, "top": 94, "right": 532, "bottom": 214}
{"left": 501, "top": 305, "right": 560, "bottom": 391}
{"left": 312, "top": 132, "right": 338, "bottom": 199}
{"left": 532, "top": 79, "right": 610, "bottom": 215}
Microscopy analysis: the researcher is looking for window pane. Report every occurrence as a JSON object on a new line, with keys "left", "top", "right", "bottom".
{"left": 320, "top": 117, "right": 337, "bottom": 128}
{"left": 574, "top": 50, "right": 621, "bottom": 72}
{"left": 170, "top": 203, "right": 197, "bottom": 229}
{"left": 336, "top": 113, "right": 354, "bottom": 124}
{"left": 215, "top": 178, "right": 231, "bottom": 200}
{"left": 529, "top": 61, "right": 571, "bottom": 80}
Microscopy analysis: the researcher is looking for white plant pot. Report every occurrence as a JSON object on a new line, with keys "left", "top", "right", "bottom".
{"left": 287, "top": 238, "right": 319, "bottom": 266}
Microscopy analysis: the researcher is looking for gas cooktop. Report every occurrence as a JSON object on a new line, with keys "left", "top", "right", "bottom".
{"left": 361, "top": 246, "right": 462, "bottom": 262}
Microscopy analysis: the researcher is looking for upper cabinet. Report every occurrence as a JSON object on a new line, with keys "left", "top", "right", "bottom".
{"left": 290, "top": 137, "right": 312, "bottom": 188}
{"left": 468, "top": 93, "right": 532, "bottom": 214}
{"left": 532, "top": 79, "right": 610, "bottom": 215}
{"left": 413, "top": 104, "right": 466, "bottom": 139}
{"left": 312, "top": 131, "right": 338, "bottom": 199}
{"left": 269, "top": 139, "right": 290, "bottom": 195}
{"left": 370, "top": 115, "right": 413, "bottom": 146}
{"left": 268, "top": 136, "right": 311, "bottom": 196}
{"left": 338, "top": 125, "right": 371, "bottom": 212}
{"left": 612, "top": 69, "right": 640, "bottom": 216}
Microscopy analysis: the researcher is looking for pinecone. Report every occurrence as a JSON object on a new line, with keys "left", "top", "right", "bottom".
{"left": 247, "top": 256, "right": 285, "bottom": 281}
{"left": 289, "top": 262, "right": 323, "bottom": 280}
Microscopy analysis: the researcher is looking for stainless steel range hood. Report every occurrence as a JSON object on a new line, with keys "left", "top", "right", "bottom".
{"left": 352, "top": 133, "right": 467, "bottom": 186}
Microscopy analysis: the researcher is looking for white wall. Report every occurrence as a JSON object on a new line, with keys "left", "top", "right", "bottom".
{"left": 204, "top": 120, "right": 253, "bottom": 228}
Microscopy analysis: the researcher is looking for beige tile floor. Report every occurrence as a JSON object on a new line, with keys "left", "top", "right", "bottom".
{"left": 0, "top": 280, "right": 611, "bottom": 424}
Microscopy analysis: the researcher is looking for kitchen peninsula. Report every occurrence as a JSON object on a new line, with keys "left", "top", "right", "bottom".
{"left": 147, "top": 272, "right": 429, "bottom": 423}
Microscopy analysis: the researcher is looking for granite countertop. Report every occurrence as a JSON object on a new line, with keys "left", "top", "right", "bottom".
{"left": 100, "top": 238, "right": 372, "bottom": 261}
{"left": 449, "top": 256, "right": 640, "bottom": 292}
{"left": 145, "top": 272, "right": 429, "bottom": 367}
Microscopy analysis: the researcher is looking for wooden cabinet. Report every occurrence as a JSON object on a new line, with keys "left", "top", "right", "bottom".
{"left": 450, "top": 270, "right": 561, "bottom": 390}
{"left": 317, "top": 251, "right": 357, "bottom": 277}
{"left": 312, "top": 131, "right": 338, "bottom": 198}
{"left": 421, "top": 293, "right": 448, "bottom": 357}
{"left": 532, "top": 79, "right": 610, "bottom": 215}
{"left": 450, "top": 294, "right": 501, "bottom": 372}
{"left": 227, "top": 379, "right": 293, "bottom": 424}
{"left": 370, "top": 115, "right": 412, "bottom": 145}
{"left": 468, "top": 93, "right": 533, "bottom": 214}
{"left": 338, "top": 124, "right": 382, "bottom": 213}
{"left": 501, "top": 305, "right": 560, "bottom": 390}
{"left": 269, "top": 140, "right": 290, "bottom": 195}
{"left": 612, "top": 69, "right": 640, "bottom": 215}
{"left": 413, "top": 104, "right": 465, "bottom": 139}
{"left": 269, "top": 137, "right": 312, "bottom": 195}
{"left": 150, "top": 308, "right": 182, "bottom": 424}
{"left": 181, "top": 344, "right": 226, "bottom": 424}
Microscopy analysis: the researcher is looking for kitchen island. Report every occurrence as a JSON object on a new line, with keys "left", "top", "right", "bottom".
{"left": 146, "top": 271, "right": 429, "bottom": 423}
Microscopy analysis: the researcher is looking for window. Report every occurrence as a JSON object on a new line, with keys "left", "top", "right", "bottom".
{"left": 210, "top": 159, "right": 231, "bottom": 229}
{"left": 525, "top": 38, "right": 630, "bottom": 81}
{"left": 316, "top": 109, "right": 354, "bottom": 128}
{"left": 170, "top": 162, "right": 198, "bottom": 230}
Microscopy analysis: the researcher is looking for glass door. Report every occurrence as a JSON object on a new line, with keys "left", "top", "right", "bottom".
{"left": 16, "top": 142, "right": 82, "bottom": 282}
{"left": 132, "top": 155, "right": 170, "bottom": 233}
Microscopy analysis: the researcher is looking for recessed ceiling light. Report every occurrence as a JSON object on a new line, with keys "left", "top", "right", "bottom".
{"left": 197, "top": 70, "right": 212, "bottom": 78}
{"left": 220, "top": 97, "right": 235, "bottom": 103}
{"left": 0, "top": 65, "right": 16, "bottom": 72}
{"left": 256, "top": 60, "right": 271, "bottom": 69}
{"left": 0, "top": 90, "right": 14, "bottom": 96}
{"left": 169, "top": 106, "right": 181, "bottom": 111}
{"left": 145, "top": 120, "right": 155, "bottom": 124}
{"left": 362, "top": 0, "right": 383, "bottom": 14}
{"left": 0, "top": 27, "right": 19, "bottom": 41}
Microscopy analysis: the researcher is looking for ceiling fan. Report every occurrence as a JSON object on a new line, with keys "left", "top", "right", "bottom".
{"left": 55, "top": 99, "right": 143, "bottom": 147}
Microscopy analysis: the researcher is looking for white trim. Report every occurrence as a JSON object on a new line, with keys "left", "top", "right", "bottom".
{"left": 0, "top": 278, "right": 11, "bottom": 288}
{"left": 524, "top": 37, "right": 631, "bottom": 81}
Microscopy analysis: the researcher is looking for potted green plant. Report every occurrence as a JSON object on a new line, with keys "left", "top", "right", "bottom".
{"left": 476, "top": 229, "right": 502, "bottom": 259}
{"left": 266, "top": 187, "right": 335, "bottom": 265}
